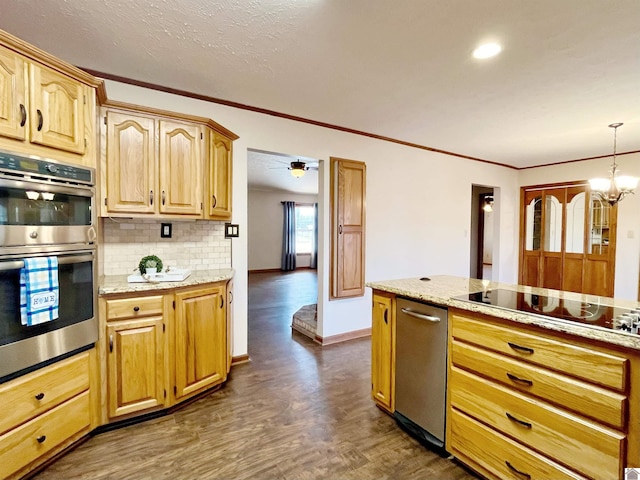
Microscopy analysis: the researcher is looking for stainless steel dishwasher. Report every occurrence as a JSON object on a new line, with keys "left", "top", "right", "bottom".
{"left": 394, "top": 297, "right": 448, "bottom": 450}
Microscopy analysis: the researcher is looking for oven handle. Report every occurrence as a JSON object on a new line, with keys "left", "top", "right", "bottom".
{"left": 0, "top": 253, "right": 94, "bottom": 272}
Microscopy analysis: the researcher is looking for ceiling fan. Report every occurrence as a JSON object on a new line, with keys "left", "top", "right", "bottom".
{"left": 289, "top": 160, "right": 318, "bottom": 177}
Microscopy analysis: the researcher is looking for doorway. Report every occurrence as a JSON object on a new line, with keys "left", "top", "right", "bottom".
{"left": 470, "top": 185, "right": 495, "bottom": 280}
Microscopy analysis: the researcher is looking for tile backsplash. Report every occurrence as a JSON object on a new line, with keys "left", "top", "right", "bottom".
{"left": 102, "top": 218, "right": 231, "bottom": 275}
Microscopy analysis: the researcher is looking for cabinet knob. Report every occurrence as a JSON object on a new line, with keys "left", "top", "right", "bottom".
{"left": 37, "top": 435, "right": 47, "bottom": 444}
{"left": 35, "top": 392, "right": 45, "bottom": 401}
{"left": 133, "top": 306, "right": 140, "bottom": 312}
{"left": 36, "top": 109, "right": 43, "bottom": 131}
{"left": 19, "top": 104, "right": 26, "bottom": 127}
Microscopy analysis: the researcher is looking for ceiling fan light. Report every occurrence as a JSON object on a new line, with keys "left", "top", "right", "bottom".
{"left": 291, "top": 168, "right": 305, "bottom": 178}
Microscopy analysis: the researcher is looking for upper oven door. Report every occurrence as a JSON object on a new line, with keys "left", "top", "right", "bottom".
{"left": 0, "top": 176, "right": 95, "bottom": 249}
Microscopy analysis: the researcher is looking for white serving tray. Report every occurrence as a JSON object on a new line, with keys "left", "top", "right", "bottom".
{"left": 127, "top": 268, "right": 192, "bottom": 283}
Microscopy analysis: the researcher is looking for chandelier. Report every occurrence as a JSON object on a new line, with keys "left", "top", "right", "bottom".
{"left": 588, "top": 123, "right": 638, "bottom": 206}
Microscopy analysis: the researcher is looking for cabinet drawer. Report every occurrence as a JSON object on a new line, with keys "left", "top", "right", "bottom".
{"left": 0, "top": 391, "right": 90, "bottom": 479}
{"left": 0, "top": 352, "right": 89, "bottom": 436}
{"left": 450, "top": 367, "right": 624, "bottom": 480}
{"left": 106, "top": 295, "right": 164, "bottom": 321}
{"left": 451, "top": 339, "right": 626, "bottom": 429}
{"left": 451, "top": 313, "right": 628, "bottom": 392}
{"left": 449, "top": 408, "right": 587, "bottom": 480}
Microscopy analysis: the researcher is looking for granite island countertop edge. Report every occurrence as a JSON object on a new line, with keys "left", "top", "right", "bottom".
{"left": 367, "top": 275, "right": 640, "bottom": 351}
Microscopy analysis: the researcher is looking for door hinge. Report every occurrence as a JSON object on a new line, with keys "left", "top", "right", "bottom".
{"left": 104, "top": 116, "right": 107, "bottom": 125}
{"left": 173, "top": 300, "right": 176, "bottom": 309}
{"left": 104, "top": 197, "right": 107, "bottom": 206}
{"left": 84, "top": 94, "right": 86, "bottom": 105}
{"left": 163, "top": 323, "right": 165, "bottom": 333}
{"left": 200, "top": 132, "right": 203, "bottom": 140}
{"left": 174, "top": 386, "right": 177, "bottom": 395}
{"left": 84, "top": 138, "right": 87, "bottom": 148}
{"left": 164, "top": 389, "right": 166, "bottom": 399}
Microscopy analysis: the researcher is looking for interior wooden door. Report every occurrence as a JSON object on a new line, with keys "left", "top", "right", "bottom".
{"left": 520, "top": 189, "right": 543, "bottom": 287}
{"left": 158, "top": 120, "right": 202, "bottom": 216}
{"left": 0, "top": 45, "right": 26, "bottom": 141}
{"left": 174, "top": 286, "right": 226, "bottom": 399}
{"left": 330, "top": 157, "right": 366, "bottom": 298}
{"left": 28, "top": 63, "right": 85, "bottom": 154}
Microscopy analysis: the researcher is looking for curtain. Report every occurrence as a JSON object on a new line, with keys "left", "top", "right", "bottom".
{"left": 310, "top": 202, "right": 318, "bottom": 269}
{"left": 281, "top": 201, "right": 296, "bottom": 271}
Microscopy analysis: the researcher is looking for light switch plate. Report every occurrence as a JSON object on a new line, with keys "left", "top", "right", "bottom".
{"left": 225, "top": 223, "right": 239, "bottom": 238}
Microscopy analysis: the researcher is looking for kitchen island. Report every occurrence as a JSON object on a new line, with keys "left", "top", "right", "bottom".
{"left": 368, "top": 275, "right": 640, "bottom": 480}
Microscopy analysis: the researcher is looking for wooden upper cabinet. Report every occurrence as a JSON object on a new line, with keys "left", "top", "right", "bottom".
{"left": 158, "top": 120, "right": 202, "bottom": 215}
{"left": 101, "top": 102, "right": 237, "bottom": 219}
{"left": 330, "top": 157, "right": 366, "bottom": 299}
{"left": 0, "top": 33, "right": 99, "bottom": 167}
{"left": 28, "top": 63, "right": 86, "bottom": 154}
{"left": 0, "top": 45, "right": 26, "bottom": 141}
{"left": 206, "top": 129, "right": 233, "bottom": 219}
{"left": 105, "top": 110, "right": 156, "bottom": 214}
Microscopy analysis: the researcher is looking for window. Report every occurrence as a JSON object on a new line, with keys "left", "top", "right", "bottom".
{"left": 295, "top": 204, "right": 315, "bottom": 254}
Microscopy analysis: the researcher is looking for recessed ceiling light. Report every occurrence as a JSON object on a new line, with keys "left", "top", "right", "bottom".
{"left": 473, "top": 43, "right": 502, "bottom": 59}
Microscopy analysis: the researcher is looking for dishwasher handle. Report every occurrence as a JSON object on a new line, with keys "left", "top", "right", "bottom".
{"left": 400, "top": 308, "right": 441, "bottom": 323}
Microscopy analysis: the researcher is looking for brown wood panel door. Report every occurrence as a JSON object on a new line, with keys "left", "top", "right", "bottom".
{"left": 371, "top": 292, "right": 394, "bottom": 413}
{"left": 207, "top": 130, "right": 233, "bottom": 219}
{"left": 330, "top": 157, "right": 366, "bottom": 298}
{"left": 520, "top": 189, "right": 543, "bottom": 287}
{"left": 0, "top": 46, "right": 26, "bottom": 141}
{"left": 174, "top": 286, "right": 226, "bottom": 399}
{"left": 28, "top": 63, "right": 85, "bottom": 154}
{"left": 158, "top": 120, "right": 203, "bottom": 216}
{"left": 106, "top": 317, "right": 165, "bottom": 418}
{"left": 105, "top": 110, "right": 156, "bottom": 214}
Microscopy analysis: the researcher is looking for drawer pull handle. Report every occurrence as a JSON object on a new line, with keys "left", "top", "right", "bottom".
{"left": 508, "top": 342, "right": 534, "bottom": 354}
{"left": 506, "top": 412, "right": 532, "bottom": 429}
{"left": 133, "top": 306, "right": 140, "bottom": 312}
{"left": 37, "top": 435, "right": 47, "bottom": 444}
{"left": 400, "top": 308, "right": 441, "bottom": 323}
{"left": 35, "top": 392, "right": 45, "bottom": 401}
{"left": 505, "top": 460, "right": 531, "bottom": 479}
{"left": 506, "top": 372, "right": 533, "bottom": 386}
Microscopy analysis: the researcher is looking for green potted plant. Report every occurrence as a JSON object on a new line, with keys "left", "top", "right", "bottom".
{"left": 138, "top": 255, "right": 163, "bottom": 276}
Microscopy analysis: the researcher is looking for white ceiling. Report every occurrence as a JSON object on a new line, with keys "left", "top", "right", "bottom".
{"left": 247, "top": 150, "right": 319, "bottom": 195}
{"left": 1, "top": 0, "right": 639, "bottom": 180}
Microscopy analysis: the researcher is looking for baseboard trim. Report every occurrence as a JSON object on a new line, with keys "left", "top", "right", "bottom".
{"left": 231, "top": 354, "right": 250, "bottom": 365}
{"left": 315, "top": 327, "right": 371, "bottom": 345}
{"left": 248, "top": 268, "right": 281, "bottom": 273}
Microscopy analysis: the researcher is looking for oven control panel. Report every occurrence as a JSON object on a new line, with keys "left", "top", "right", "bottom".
{"left": 0, "top": 152, "right": 94, "bottom": 185}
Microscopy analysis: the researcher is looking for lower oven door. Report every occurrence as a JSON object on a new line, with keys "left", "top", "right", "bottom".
{"left": 0, "top": 249, "right": 98, "bottom": 381}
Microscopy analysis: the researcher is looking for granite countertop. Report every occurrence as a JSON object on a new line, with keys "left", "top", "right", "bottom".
{"left": 367, "top": 275, "right": 640, "bottom": 351}
{"left": 99, "top": 268, "right": 234, "bottom": 295}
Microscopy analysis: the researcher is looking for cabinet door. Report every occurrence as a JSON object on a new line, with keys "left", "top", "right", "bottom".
{"left": 174, "top": 286, "right": 226, "bottom": 399}
{"left": 0, "top": 46, "right": 26, "bottom": 141}
{"left": 105, "top": 110, "right": 156, "bottom": 214}
{"left": 371, "top": 292, "right": 394, "bottom": 412}
{"left": 107, "top": 317, "right": 165, "bottom": 418}
{"left": 28, "top": 63, "right": 85, "bottom": 154}
{"left": 226, "top": 279, "right": 234, "bottom": 374}
{"left": 158, "top": 120, "right": 203, "bottom": 215}
{"left": 331, "top": 158, "right": 366, "bottom": 298}
{"left": 207, "top": 130, "right": 233, "bottom": 219}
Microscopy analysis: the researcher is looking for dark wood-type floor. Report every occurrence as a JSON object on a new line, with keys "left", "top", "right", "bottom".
{"left": 34, "top": 270, "right": 478, "bottom": 479}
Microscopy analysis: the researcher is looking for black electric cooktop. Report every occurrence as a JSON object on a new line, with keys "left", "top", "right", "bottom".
{"left": 455, "top": 289, "right": 640, "bottom": 335}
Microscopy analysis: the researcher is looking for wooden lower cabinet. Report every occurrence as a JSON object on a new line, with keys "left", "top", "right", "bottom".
{"left": 371, "top": 291, "right": 395, "bottom": 413}
{"left": 0, "top": 352, "right": 91, "bottom": 480}
{"left": 106, "top": 317, "right": 166, "bottom": 418}
{"left": 447, "top": 308, "right": 639, "bottom": 480}
{"left": 100, "top": 281, "right": 230, "bottom": 421}
{"left": 174, "top": 285, "right": 227, "bottom": 400}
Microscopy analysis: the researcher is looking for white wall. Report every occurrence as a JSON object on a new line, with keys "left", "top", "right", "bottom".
{"left": 247, "top": 189, "right": 318, "bottom": 271}
{"left": 518, "top": 152, "right": 640, "bottom": 300}
{"left": 104, "top": 80, "right": 521, "bottom": 354}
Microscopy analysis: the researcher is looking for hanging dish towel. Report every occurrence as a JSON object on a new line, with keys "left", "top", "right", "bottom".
{"left": 20, "top": 257, "right": 59, "bottom": 326}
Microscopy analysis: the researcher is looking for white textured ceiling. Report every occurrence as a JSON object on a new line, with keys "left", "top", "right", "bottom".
{"left": 247, "top": 150, "right": 318, "bottom": 195}
{"left": 1, "top": 0, "right": 639, "bottom": 173}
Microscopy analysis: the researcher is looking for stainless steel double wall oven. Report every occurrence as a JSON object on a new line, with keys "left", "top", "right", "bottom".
{"left": 0, "top": 151, "right": 98, "bottom": 381}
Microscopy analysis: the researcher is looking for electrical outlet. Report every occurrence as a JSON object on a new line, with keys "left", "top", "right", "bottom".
{"left": 161, "top": 223, "right": 172, "bottom": 238}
